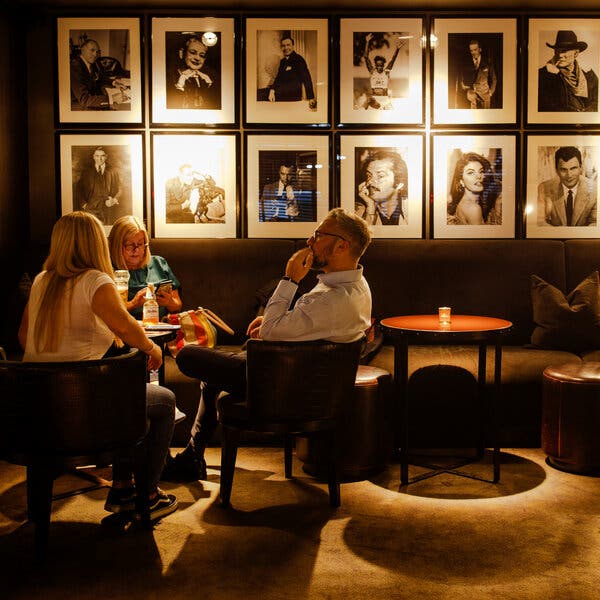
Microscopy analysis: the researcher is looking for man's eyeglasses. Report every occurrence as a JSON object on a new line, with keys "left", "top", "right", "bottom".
{"left": 313, "top": 230, "right": 347, "bottom": 242}
{"left": 123, "top": 242, "right": 148, "bottom": 253}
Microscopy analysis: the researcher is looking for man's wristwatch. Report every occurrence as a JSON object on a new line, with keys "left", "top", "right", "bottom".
{"left": 282, "top": 276, "right": 299, "bottom": 285}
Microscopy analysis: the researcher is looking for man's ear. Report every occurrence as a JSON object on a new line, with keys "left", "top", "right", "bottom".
{"left": 179, "top": 48, "right": 184, "bottom": 60}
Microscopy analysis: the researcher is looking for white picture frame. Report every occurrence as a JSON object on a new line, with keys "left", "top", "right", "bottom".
{"left": 527, "top": 18, "right": 600, "bottom": 125}
{"left": 245, "top": 18, "right": 329, "bottom": 125}
{"left": 246, "top": 134, "right": 330, "bottom": 238}
{"left": 338, "top": 133, "right": 424, "bottom": 238}
{"left": 57, "top": 17, "right": 142, "bottom": 124}
{"left": 432, "top": 17, "right": 518, "bottom": 126}
{"left": 432, "top": 133, "right": 516, "bottom": 239}
{"left": 152, "top": 133, "right": 238, "bottom": 239}
{"left": 338, "top": 17, "right": 424, "bottom": 125}
{"left": 59, "top": 133, "right": 144, "bottom": 235}
{"left": 151, "top": 17, "right": 236, "bottom": 125}
{"left": 525, "top": 134, "right": 600, "bottom": 238}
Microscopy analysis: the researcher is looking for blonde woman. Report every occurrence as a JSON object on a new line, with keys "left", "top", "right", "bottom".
{"left": 108, "top": 215, "right": 182, "bottom": 320}
{"left": 18, "top": 211, "right": 178, "bottom": 522}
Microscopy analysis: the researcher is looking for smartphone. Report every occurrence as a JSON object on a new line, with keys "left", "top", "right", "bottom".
{"left": 155, "top": 280, "right": 173, "bottom": 294}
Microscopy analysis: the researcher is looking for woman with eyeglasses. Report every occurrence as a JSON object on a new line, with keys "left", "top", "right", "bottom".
{"left": 108, "top": 215, "right": 182, "bottom": 320}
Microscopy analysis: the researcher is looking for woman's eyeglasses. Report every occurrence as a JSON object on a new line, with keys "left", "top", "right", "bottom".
{"left": 123, "top": 242, "right": 148, "bottom": 253}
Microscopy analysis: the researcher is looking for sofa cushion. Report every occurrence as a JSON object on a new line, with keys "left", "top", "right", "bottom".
{"left": 530, "top": 271, "right": 600, "bottom": 353}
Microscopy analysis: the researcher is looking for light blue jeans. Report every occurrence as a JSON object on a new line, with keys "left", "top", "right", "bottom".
{"left": 112, "top": 383, "right": 175, "bottom": 493}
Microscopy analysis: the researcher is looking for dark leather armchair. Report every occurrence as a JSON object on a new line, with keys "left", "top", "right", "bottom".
{"left": 218, "top": 338, "right": 363, "bottom": 509}
{"left": 0, "top": 349, "right": 147, "bottom": 561}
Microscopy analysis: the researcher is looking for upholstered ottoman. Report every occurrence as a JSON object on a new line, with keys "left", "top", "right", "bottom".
{"left": 296, "top": 365, "right": 393, "bottom": 481}
{"left": 542, "top": 362, "right": 600, "bottom": 475}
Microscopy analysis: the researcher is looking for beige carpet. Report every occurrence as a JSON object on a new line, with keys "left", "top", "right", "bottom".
{"left": 1, "top": 447, "right": 599, "bottom": 600}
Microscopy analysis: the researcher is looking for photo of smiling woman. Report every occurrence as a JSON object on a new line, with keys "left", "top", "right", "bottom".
{"left": 447, "top": 149, "right": 502, "bottom": 225}
{"left": 165, "top": 32, "right": 221, "bottom": 110}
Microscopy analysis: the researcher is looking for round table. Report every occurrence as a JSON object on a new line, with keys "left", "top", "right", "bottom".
{"left": 380, "top": 314, "right": 512, "bottom": 487}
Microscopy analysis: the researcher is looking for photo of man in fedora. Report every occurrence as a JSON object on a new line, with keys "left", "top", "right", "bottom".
{"left": 538, "top": 30, "right": 598, "bottom": 112}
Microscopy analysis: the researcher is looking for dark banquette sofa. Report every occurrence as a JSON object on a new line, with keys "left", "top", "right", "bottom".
{"left": 5, "top": 238, "right": 600, "bottom": 449}
{"left": 148, "top": 238, "right": 600, "bottom": 448}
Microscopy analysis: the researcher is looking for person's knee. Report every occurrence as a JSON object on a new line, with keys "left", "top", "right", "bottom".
{"left": 146, "top": 383, "right": 176, "bottom": 414}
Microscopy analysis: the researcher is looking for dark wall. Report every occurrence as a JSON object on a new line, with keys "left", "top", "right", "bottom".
{"left": 0, "top": 9, "right": 29, "bottom": 352}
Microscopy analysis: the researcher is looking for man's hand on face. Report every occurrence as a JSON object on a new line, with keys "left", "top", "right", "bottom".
{"left": 285, "top": 247, "right": 313, "bottom": 283}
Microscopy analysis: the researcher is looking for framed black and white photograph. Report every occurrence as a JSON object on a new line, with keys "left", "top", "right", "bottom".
{"left": 244, "top": 18, "right": 329, "bottom": 126}
{"left": 525, "top": 134, "right": 600, "bottom": 238}
{"left": 152, "top": 133, "right": 238, "bottom": 239}
{"left": 527, "top": 18, "right": 600, "bottom": 126}
{"left": 432, "top": 18, "right": 517, "bottom": 126}
{"left": 338, "top": 18, "right": 424, "bottom": 126}
{"left": 59, "top": 133, "right": 144, "bottom": 233}
{"left": 338, "top": 133, "right": 424, "bottom": 238}
{"left": 57, "top": 17, "right": 142, "bottom": 124}
{"left": 151, "top": 17, "right": 236, "bottom": 125}
{"left": 432, "top": 133, "right": 516, "bottom": 239}
{"left": 246, "top": 134, "right": 330, "bottom": 238}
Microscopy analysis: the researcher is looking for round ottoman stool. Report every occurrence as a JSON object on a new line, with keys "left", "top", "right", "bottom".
{"left": 542, "top": 362, "right": 600, "bottom": 475}
{"left": 296, "top": 365, "right": 393, "bottom": 481}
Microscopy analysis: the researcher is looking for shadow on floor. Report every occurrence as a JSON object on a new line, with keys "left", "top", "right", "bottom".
{"left": 370, "top": 450, "right": 546, "bottom": 499}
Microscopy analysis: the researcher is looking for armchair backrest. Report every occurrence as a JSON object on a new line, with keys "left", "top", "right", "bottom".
{"left": 0, "top": 349, "right": 147, "bottom": 459}
{"left": 245, "top": 339, "right": 363, "bottom": 422}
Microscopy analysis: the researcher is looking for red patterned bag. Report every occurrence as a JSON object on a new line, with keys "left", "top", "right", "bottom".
{"left": 164, "top": 307, "right": 234, "bottom": 357}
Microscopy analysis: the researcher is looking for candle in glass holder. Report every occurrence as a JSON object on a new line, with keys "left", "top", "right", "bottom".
{"left": 438, "top": 306, "right": 451, "bottom": 326}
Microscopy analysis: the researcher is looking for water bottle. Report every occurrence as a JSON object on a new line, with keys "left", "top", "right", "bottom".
{"left": 142, "top": 283, "right": 159, "bottom": 326}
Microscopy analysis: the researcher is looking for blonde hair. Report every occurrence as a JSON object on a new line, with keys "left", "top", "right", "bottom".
{"left": 35, "top": 211, "right": 114, "bottom": 352}
{"left": 107, "top": 215, "right": 150, "bottom": 270}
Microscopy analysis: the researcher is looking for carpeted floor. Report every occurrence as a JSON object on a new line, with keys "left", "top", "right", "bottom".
{"left": 1, "top": 447, "right": 599, "bottom": 599}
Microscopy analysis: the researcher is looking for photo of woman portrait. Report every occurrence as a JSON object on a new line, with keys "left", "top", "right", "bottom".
{"left": 447, "top": 150, "right": 502, "bottom": 225}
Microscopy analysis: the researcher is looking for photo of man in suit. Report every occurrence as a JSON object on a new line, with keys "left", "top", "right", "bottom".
{"left": 69, "top": 34, "right": 131, "bottom": 111}
{"left": 538, "top": 146, "right": 597, "bottom": 226}
{"left": 74, "top": 146, "right": 125, "bottom": 225}
{"left": 456, "top": 39, "right": 497, "bottom": 109}
{"left": 538, "top": 30, "right": 598, "bottom": 112}
{"left": 258, "top": 151, "right": 317, "bottom": 223}
{"left": 266, "top": 36, "right": 317, "bottom": 109}
{"left": 448, "top": 33, "right": 503, "bottom": 110}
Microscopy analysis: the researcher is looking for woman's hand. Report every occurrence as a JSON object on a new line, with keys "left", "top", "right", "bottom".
{"left": 156, "top": 288, "right": 182, "bottom": 314}
{"left": 146, "top": 341, "right": 163, "bottom": 371}
{"left": 127, "top": 287, "right": 147, "bottom": 312}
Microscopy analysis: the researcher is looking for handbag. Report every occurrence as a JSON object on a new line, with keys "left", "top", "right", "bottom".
{"left": 164, "top": 307, "right": 234, "bottom": 357}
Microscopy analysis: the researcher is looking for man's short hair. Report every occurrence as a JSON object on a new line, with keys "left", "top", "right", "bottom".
{"left": 374, "top": 56, "right": 386, "bottom": 65}
{"left": 555, "top": 146, "right": 582, "bottom": 169}
{"left": 281, "top": 36, "right": 294, "bottom": 45}
{"left": 81, "top": 39, "right": 99, "bottom": 50}
{"left": 365, "top": 150, "right": 408, "bottom": 189}
{"left": 327, "top": 207, "right": 371, "bottom": 259}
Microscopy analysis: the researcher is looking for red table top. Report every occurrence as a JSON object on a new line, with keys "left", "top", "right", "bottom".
{"left": 380, "top": 314, "right": 512, "bottom": 333}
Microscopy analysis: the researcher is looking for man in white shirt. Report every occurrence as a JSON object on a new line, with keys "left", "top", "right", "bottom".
{"left": 162, "top": 208, "right": 373, "bottom": 481}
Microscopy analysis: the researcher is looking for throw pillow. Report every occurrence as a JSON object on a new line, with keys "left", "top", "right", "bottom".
{"left": 530, "top": 271, "right": 600, "bottom": 353}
